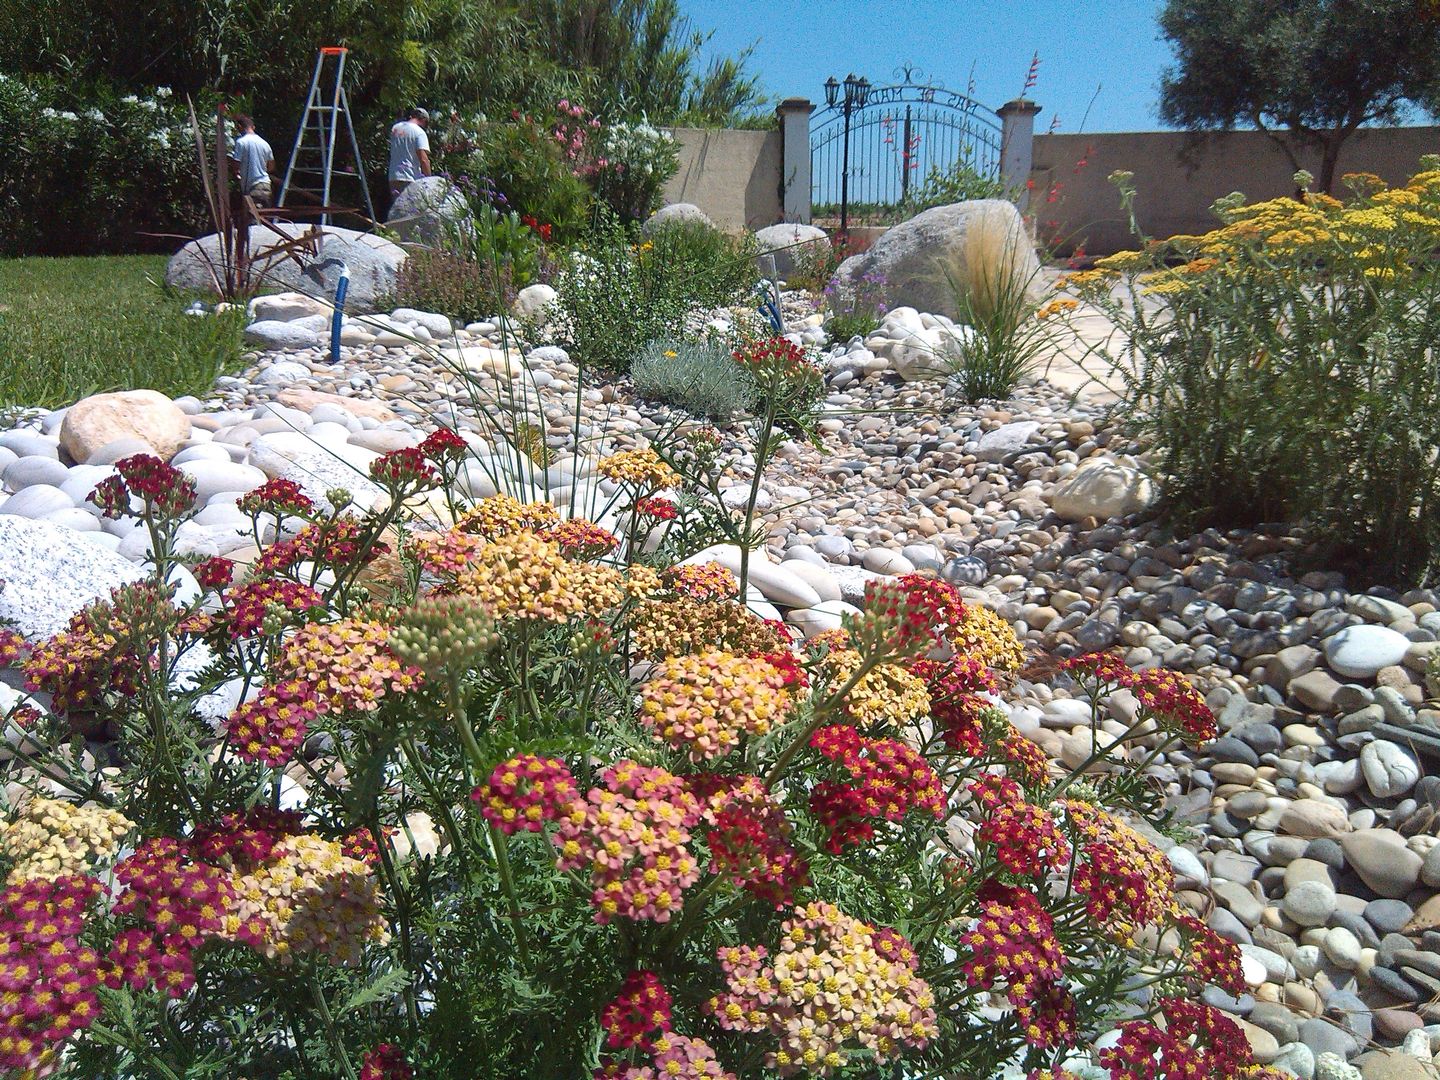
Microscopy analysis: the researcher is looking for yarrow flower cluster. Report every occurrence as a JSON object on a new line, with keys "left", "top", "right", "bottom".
{"left": 707, "top": 902, "right": 937, "bottom": 1076}
{"left": 860, "top": 573, "right": 966, "bottom": 655}
{"left": 1174, "top": 913, "right": 1247, "bottom": 996}
{"left": 637, "top": 650, "right": 793, "bottom": 760}
{"left": 629, "top": 597, "right": 789, "bottom": 660}
{"left": 227, "top": 833, "right": 389, "bottom": 965}
{"left": 597, "top": 448, "right": 679, "bottom": 491}
{"left": 457, "top": 531, "right": 624, "bottom": 622}
{"left": 370, "top": 446, "right": 440, "bottom": 490}
{"left": 553, "top": 762, "right": 702, "bottom": 923}
{"left": 472, "top": 755, "right": 580, "bottom": 835}
{"left": 236, "top": 477, "right": 314, "bottom": 518}
{"left": 949, "top": 603, "right": 1027, "bottom": 673}
{"left": 0, "top": 798, "right": 133, "bottom": 883}
{"left": 913, "top": 654, "right": 1001, "bottom": 756}
{"left": 459, "top": 493, "right": 560, "bottom": 539}
{"left": 360, "top": 1043, "right": 414, "bottom": 1080}
{"left": 1063, "top": 652, "right": 1216, "bottom": 743}
{"left": 1062, "top": 799, "right": 1177, "bottom": 939}
{"left": 543, "top": 517, "right": 620, "bottom": 559}
{"left": 661, "top": 563, "right": 737, "bottom": 602}
{"left": 89, "top": 454, "right": 196, "bottom": 519}
{"left": 225, "top": 677, "right": 323, "bottom": 766}
{"left": 634, "top": 495, "right": 678, "bottom": 521}
{"left": 817, "top": 647, "right": 930, "bottom": 729}
{"left": 277, "top": 618, "right": 422, "bottom": 713}
{"left": 694, "top": 775, "right": 808, "bottom": 907}
{"left": 808, "top": 725, "right": 945, "bottom": 852}
{"left": 110, "top": 837, "right": 238, "bottom": 997}
{"left": 1102, "top": 997, "right": 1284, "bottom": 1080}
{"left": 600, "top": 1033, "right": 736, "bottom": 1080}
{"left": 0, "top": 875, "right": 105, "bottom": 1073}
{"left": 221, "top": 579, "right": 323, "bottom": 638}
{"left": 600, "top": 969, "right": 673, "bottom": 1049}
{"left": 969, "top": 776, "right": 1072, "bottom": 875}
{"left": 958, "top": 883, "right": 1069, "bottom": 1039}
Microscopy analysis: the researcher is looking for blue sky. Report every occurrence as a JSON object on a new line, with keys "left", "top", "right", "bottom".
{"left": 684, "top": 0, "right": 1173, "bottom": 133}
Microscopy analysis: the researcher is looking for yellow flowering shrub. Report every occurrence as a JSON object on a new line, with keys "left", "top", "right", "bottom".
{"left": 1078, "top": 161, "right": 1440, "bottom": 582}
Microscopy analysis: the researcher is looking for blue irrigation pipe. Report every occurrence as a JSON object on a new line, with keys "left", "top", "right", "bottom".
{"left": 329, "top": 263, "right": 350, "bottom": 365}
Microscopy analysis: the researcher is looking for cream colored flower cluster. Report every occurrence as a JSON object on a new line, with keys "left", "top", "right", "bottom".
{"left": 638, "top": 651, "right": 793, "bottom": 761}
{"left": 708, "top": 901, "right": 937, "bottom": 1076}
{"left": 0, "top": 797, "right": 132, "bottom": 883}
{"left": 597, "top": 448, "right": 679, "bottom": 491}
{"left": 822, "top": 648, "right": 930, "bottom": 729}
{"left": 457, "top": 531, "right": 624, "bottom": 622}
{"left": 228, "top": 834, "right": 388, "bottom": 965}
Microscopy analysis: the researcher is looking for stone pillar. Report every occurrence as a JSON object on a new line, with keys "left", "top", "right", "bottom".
{"left": 998, "top": 98, "right": 1042, "bottom": 209}
{"left": 776, "top": 98, "right": 814, "bottom": 224}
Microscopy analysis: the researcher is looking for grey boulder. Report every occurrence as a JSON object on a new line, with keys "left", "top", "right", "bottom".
{"left": 754, "top": 223, "right": 828, "bottom": 276}
{"left": 386, "top": 176, "right": 471, "bottom": 247}
{"left": 831, "top": 199, "right": 1042, "bottom": 322}
{"left": 166, "top": 224, "right": 406, "bottom": 313}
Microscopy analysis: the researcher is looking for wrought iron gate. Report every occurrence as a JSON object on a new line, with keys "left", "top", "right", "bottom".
{"left": 810, "top": 66, "right": 1003, "bottom": 224}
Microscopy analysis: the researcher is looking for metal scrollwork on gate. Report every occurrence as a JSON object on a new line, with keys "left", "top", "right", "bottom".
{"left": 811, "top": 62, "right": 1004, "bottom": 227}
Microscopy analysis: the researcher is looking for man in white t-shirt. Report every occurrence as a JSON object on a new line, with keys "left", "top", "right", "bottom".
{"left": 229, "top": 115, "right": 275, "bottom": 207}
{"left": 388, "top": 107, "right": 431, "bottom": 202}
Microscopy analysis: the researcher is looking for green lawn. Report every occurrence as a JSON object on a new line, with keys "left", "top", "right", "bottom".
{"left": 0, "top": 255, "right": 246, "bottom": 409}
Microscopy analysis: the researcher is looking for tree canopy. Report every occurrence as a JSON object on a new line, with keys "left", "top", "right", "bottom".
{"left": 1157, "top": 0, "right": 1440, "bottom": 191}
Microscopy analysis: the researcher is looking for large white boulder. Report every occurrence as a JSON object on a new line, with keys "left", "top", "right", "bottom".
{"left": 59, "top": 390, "right": 191, "bottom": 464}
{"left": 832, "top": 200, "right": 1041, "bottom": 322}
{"left": 166, "top": 224, "right": 406, "bottom": 313}
{"left": 0, "top": 515, "right": 149, "bottom": 639}
{"left": 385, "top": 176, "right": 471, "bottom": 247}
{"left": 1049, "top": 458, "right": 1156, "bottom": 522}
{"left": 247, "top": 432, "right": 387, "bottom": 514}
{"left": 642, "top": 203, "right": 714, "bottom": 235}
{"left": 754, "top": 223, "right": 828, "bottom": 277}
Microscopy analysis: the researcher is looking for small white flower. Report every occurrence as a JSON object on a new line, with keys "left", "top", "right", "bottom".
{"left": 154, "top": 86, "right": 172, "bottom": 98}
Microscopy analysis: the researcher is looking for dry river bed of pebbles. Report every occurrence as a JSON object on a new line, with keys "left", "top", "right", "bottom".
{"left": 0, "top": 295, "right": 1437, "bottom": 1080}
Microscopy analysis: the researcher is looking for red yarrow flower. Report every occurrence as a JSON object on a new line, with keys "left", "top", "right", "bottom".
{"left": 360, "top": 1043, "right": 414, "bottom": 1080}
{"left": 90, "top": 454, "right": 196, "bottom": 519}
{"left": 237, "top": 478, "right": 314, "bottom": 518}
{"left": 600, "top": 970, "right": 673, "bottom": 1049}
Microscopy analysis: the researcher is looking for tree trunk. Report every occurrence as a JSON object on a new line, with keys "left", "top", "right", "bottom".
{"left": 1319, "top": 136, "right": 1346, "bottom": 195}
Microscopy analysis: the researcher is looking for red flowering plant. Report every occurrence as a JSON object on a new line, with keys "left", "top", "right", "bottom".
{"left": 0, "top": 402, "right": 1267, "bottom": 1080}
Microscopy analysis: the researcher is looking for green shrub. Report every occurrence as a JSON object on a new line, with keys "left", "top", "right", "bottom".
{"left": 1068, "top": 164, "right": 1440, "bottom": 583}
{"left": 643, "top": 219, "right": 759, "bottom": 309}
{"left": 631, "top": 338, "right": 755, "bottom": 419}
{"left": 0, "top": 79, "right": 205, "bottom": 256}
{"left": 591, "top": 119, "right": 679, "bottom": 223}
{"left": 392, "top": 249, "right": 508, "bottom": 324}
{"left": 394, "top": 203, "right": 545, "bottom": 322}
{"left": 444, "top": 117, "right": 594, "bottom": 243}
{"left": 899, "top": 154, "right": 1009, "bottom": 215}
{"left": 553, "top": 212, "right": 759, "bottom": 372}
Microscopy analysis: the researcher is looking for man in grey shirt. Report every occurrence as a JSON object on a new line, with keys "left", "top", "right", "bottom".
{"left": 229, "top": 115, "right": 274, "bottom": 207}
{"left": 388, "top": 107, "right": 431, "bottom": 202}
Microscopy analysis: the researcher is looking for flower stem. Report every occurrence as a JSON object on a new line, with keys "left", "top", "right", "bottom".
{"left": 308, "top": 973, "right": 359, "bottom": 1080}
{"left": 487, "top": 820, "right": 532, "bottom": 965}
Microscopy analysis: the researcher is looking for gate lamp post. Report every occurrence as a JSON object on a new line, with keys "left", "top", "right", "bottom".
{"left": 825, "top": 73, "right": 870, "bottom": 237}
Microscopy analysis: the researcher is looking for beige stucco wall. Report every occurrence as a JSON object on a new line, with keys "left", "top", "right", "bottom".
{"left": 661, "top": 127, "right": 783, "bottom": 232}
{"left": 1032, "top": 127, "right": 1440, "bottom": 255}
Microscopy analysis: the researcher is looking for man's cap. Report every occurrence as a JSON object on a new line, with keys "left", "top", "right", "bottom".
{"left": 408, "top": 107, "right": 429, "bottom": 121}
